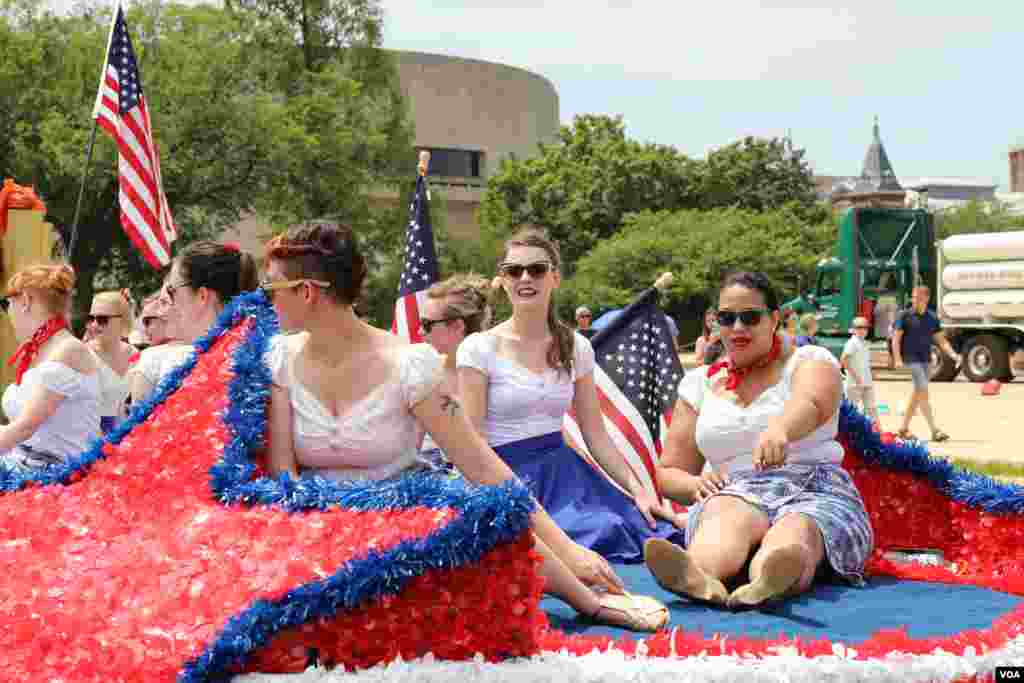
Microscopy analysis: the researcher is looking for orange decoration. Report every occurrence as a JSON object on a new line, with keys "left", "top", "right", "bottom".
{"left": 0, "top": 179, "right": 47, "bottom": 237}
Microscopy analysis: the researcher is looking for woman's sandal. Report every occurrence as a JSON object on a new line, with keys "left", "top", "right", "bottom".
{"left": 644, "top": 538, "right": 728, "bottom": 606}
{"left": 586, "top": 592, "right": 669, "bottom": 632}
{"left": 896, "top": 428, "right": 917, "bottom": 441}
{"left": 932, "top": 430, "right": 950, "bottom": 442}
{"left": 726, "top": 545, "right": 804, "bottom": 609}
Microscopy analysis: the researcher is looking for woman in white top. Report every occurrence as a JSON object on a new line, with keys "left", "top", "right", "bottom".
{"left": 0, "top": 264, "right": 100, "bottom": 471}
{"left": 261, "top": 221, "right": 667, "bottom": 632}
{"left": 128, "top": 291, "right": 193, "bottom": 404}
{"left": 458, "top": 228, "right": 684, "bottom": 565}
{"left": 648, "top": 271, "right": 873, "bottom": 609}
{"left": 86, "top": 290, "right": 135, "bottom": 433}
{"left": 418, "top": 273, "right": 494, "bottom": 469}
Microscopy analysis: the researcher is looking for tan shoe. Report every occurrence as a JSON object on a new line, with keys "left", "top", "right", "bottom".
{"left": 589, "top": 592, "right": 669, "bottom": 632}
{"left": 644, "top": 538, "right": 728, "bottom": 605}
{"left": 726, "top": 545, "right": 805, "bottom": 609}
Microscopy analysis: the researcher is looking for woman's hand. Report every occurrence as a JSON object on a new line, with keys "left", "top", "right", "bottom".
{"left": 566, "top": 542, "right": 625, "bottom": 595}
{"left": 753, "top": 422, "right": 789, "bottom": 470}
{"left": 693, "top": 467, "right": 730, "bottom": 502}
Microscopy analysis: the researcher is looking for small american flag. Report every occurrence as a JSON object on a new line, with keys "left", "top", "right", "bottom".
{"left": 391, "top": 173, "right": 439, "bottom": 342}
{"left": 94, "top": 2, "right": 176, "bottom": 269}
{"left": 564, "top": 288, "right": 684, "bottom": 500}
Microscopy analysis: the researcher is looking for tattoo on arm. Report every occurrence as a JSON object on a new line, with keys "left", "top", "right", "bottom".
{"left": 439, "top": 394, "right": 461, "bottom": 418}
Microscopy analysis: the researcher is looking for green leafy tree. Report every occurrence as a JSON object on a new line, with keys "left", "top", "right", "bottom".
{"left": 1, "top": 0, "right": 412, "bottom": 322}
{"left": 934, "top": 200, "right": 1024, "bottom": 240}
{"left": 478, "top": 114, "right": 701, "bottom": 272}
{"left": 562, "top": 207, "right": 834, "bottom": 340}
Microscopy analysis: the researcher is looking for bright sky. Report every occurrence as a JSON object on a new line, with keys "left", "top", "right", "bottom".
{"left": 381, "top": 1, "right": 1024, "bottom": 189}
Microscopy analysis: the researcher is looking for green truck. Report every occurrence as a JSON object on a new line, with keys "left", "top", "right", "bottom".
{"left": 785, "top": 206, "right": 1024, "bottom": 382}
{"left": 783, "top": 207, "right": 948, "bottom": 378}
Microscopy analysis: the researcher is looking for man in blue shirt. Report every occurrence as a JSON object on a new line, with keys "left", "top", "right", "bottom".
{"left": 892, "top": 285, "right": 961, "bottom": 442}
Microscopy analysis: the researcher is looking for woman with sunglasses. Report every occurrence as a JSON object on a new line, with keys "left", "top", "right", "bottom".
{"left": 418, "top": 273, "right": 493, "bottom": 468}
{"left": 128, "top": 290, "right": 193, "bottom": 404}
{"left": 0, "top": 264, "right": 101, "bottom": 472}
{"left": 85, "top": 290, "right": 136, "bottom": 433}
{"left": 130, "top": 241, "right": 259, "bottom": 404}
{"left": 646, "top": 271, "right": 872, "bottom": 608}
{"left": 261, "top": 221, "right": 667, "bottom": 632}
{"left": 457, "top": 228, "right": 685, "bottom": 567}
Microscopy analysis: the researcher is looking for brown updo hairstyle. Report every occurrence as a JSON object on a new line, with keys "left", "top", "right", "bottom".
{"left": 263, "top": 221, "right": 367, "bottom": 306}
{"left": 501, "top": 227, "right": 574, "bottom": 376}
{"left": 92, "top": 289, "right": 135, "bottom": 328}
{"left": 6, "top": 263, "right": 76, "bottom": 315}
{"left": 175, "top": 241, "right": 259, "bottom": 305}
{"left": 425, "top": 273, "right": 493, "bottom": 335}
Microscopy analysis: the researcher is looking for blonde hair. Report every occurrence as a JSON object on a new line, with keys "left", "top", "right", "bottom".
{"left": 92, "top": 289, "right": 135, "bottom": 328}
{"left": 6, "top": 263, "right": 75, "bottom": 314}
{"left": 426, "top": 273, "right": 493, "bottom": 335}
{"left": 800, "top": 312, "right": 818, "bottom": 331}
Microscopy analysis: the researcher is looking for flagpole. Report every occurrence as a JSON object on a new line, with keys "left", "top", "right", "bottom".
{"left": 67, "top": 0, "right": 121, "bottom": 265}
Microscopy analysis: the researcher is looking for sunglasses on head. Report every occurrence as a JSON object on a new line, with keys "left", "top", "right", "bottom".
{"left": 420, "top": 317, "right": 463, "bottom": 334}
{"left": 716, "top": 309, "right": 769, "bottom": 328}
{"left": 500, "top": 261, "right": 552, "bottom": 279}
{"left": 87, "top": 314, "right": 122, "bottom": 326}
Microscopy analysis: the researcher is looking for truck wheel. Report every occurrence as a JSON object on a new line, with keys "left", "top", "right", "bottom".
{"left": 930, "top": 344, "right": 959, "bottom": 382}
{"left": 962, "top": 335, "right": 1010, "bottom": 383}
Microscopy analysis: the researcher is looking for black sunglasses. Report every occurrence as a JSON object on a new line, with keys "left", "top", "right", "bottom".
{"left": 500, "top": 262, "right": 552, "bottom": 279}
{"left": 87, "top": 314, "right": 122, "bottom": 326}
{"left": 0, "top": 297, "right": 11, "bottom": 314}
{"left": 716, "top": 309, "right": 769, "bottom": 328}
{"left": 420, "top": 317, "right": 463, "bottom": 334}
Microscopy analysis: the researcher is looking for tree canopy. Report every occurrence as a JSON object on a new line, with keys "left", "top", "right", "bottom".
{"left": 1, "top": 0, "right": 411, "bottom": 321}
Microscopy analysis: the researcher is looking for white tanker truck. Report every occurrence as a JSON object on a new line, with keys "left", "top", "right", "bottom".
{"left": 936, "top": 231, "right": 1024, "bottom": 382}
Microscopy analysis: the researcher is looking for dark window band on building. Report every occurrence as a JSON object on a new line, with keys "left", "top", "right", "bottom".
{"left": 418, "top": 148, "right": 483, "bottom": 178}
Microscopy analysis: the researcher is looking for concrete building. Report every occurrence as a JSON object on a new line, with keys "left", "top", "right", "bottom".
{"left": 222, "top": 50, "right": 560, "bottom": 252}
{"left": 1011, "top": 146, "right": 1024, "bottom": 194}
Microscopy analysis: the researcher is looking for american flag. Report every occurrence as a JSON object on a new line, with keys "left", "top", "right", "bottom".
{"left": 392, "top": 173, "right": 439, "bottom": 342}
{"left": 94, "top": 3, "right": 176, "bottom": 269}
{"left": 563, "top": 287, "right": 684, "bottom": 500}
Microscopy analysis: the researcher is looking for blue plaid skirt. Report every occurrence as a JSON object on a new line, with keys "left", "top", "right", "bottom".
{"left": 685, "top": 463, "right": 873, "bottom": 584}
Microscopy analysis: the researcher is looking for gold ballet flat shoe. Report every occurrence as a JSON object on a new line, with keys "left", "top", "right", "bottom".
{"left": 726, "top": 545, "right": 805, "bottom": 609}
{"left": 644, "top": 538, "right": 728, "bottom": 606}
{"left": 588, "top": 592, "right": 669, "bottom": 632}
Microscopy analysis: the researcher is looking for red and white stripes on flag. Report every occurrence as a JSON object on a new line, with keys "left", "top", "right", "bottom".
{"left": 392, "top": 173, "right": 440, "bottom": 342}
{"left": 93, "top": 2, "right": 176, "bottom": 269}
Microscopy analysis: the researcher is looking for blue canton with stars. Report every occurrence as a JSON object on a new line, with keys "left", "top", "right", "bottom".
{"left": 590, "top": 288, "right": 684, "bottom": 442}
{"left": 397, "top": 174, "right": 440, "bottom": 297}
{"left": 109, "top": 7, "right": 143, "bottom": 113}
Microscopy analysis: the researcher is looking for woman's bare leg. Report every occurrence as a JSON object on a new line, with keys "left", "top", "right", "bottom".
{"left": 532, "top": 535, "right": 599, "bottom": 614}
{"left": 728, "top": 512, "right": 824, "bottom": 607}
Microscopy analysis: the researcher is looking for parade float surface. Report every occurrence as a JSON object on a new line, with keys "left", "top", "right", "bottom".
{"left": 4, "top": 292, "right": 1024, "bottom": 682}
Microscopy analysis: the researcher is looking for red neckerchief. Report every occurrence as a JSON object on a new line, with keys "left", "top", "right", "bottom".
{"left": 7, "top": 316, "right": 68, "bottom": 385}
{"left": 707, "top": 333, "right": 782, "bottom": 391}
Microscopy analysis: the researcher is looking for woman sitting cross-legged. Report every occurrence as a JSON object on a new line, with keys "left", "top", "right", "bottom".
{"left": 261, "top": 221, "right": 668, "bottom": 632}
{"left": 647, "top": 271, "right": 873, "bottom": 608}
{"left": 0, "top": 265, "right": 100, "bottom": 471}
{"left": 457, "top": 227, "right": 685, "bottom": 564}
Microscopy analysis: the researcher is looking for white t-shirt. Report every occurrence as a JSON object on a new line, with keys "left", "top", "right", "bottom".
{"left": 90, "top": 350, "right": 130, "bottom": 419}
{"left": 456, "top": 331, "right": 596, "bottom": 447}
{"left": 841, "top": 335, "right": 873, "bottom": 387}
{"left": 1, "top": 361, "right": 101, "bottom": 459}
{"left": 677, "top": 345, "right": 843, "bottom": 475}
{"left": 128, "top": 343, "right": 195, "bottom": 399}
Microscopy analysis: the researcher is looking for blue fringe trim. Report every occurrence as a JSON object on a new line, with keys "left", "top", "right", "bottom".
{"left": 839, "top": 400, "right": 1024, "bottom": 514}
{"left": 0, "top": 290, "right": 535, "bottom": 681}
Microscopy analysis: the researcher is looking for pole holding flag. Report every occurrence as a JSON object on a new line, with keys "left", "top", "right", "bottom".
{"left": 78, "top": 0, "right": 177, "bottom": 270}
{"left": 392, "top": 151, "right": 441, "bottom": 343}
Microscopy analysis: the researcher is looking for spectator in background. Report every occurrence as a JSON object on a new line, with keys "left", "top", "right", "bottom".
{"left": 86, "top": 290, "right": 135, "bottom": 433}
{"left": 796, "top": 313, "right": 819, "bottom": 347}
{"left": 782, "top": 309, "right": 798, "bottom": 338}
{"left": 694, "top": 308, "right": 719, "bottom": 366}
{"left": 575, "top": 305, "right": 596, "bottom": 339}
{"left": 842, "top": 316, "right": 880, "bottom": 430}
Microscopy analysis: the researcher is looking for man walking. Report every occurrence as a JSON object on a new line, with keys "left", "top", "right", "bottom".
{"left": 892, "top": 285, "right": 961, "bottom": 442}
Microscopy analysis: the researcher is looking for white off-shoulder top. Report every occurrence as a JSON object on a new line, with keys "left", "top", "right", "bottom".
{"left": 265, "top": 335, "right": 444, "bottom": 481}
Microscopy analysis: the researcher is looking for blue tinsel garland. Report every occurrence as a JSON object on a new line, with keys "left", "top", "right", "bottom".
{"left": 839, "top": 400, "right": 1024, "bottom": 514}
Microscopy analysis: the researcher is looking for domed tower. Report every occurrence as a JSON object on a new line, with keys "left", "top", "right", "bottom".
{"left": 831, "top": 117, "right": 907, "bottom": 209}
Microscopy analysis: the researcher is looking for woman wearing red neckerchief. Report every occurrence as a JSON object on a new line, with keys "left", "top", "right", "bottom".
{"left": 648, "top": 271, "right": 873, "bottom": 609}
{"left": 0, "top": 264, "right": 101, "bottom": 471}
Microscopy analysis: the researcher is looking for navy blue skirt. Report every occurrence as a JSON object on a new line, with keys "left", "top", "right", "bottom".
{"left": 494, "top": 432, "right": 685, "bottom": 564}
